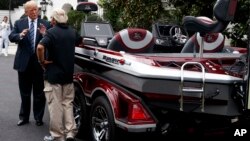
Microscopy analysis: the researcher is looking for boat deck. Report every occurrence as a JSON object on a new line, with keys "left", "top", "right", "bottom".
{"left": 136, "top": 53, "right": 244, "bottom": 59}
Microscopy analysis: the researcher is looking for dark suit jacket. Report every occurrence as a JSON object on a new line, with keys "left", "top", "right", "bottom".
{"left": 9, "top": 17, "right": 50, "bottom": 72}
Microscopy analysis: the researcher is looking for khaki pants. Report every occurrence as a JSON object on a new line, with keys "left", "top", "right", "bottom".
{"left": 44, "top": 81, "right": 77, "bottom": 141}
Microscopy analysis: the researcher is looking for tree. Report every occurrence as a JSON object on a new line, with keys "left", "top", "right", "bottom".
{"left": 98, "top": 0, "right": 126, "bottom": 31}
{"left": 164, "top": 0, "right": 215, "bottom": 23}
{"left": 224, "top": 0, "right": 250, "bottom": 47}
{"left": 99, "top": 0, "right": 164, "bottom": 31}
{"left": 67, "top": 10, "right": 85, "bottom": 32}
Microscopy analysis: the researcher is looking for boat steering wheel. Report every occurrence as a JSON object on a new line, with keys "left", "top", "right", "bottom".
{"left": 169, "top": 25, "right": 188, "bottom": 45}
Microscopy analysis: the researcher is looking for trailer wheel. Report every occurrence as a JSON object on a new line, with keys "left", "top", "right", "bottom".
{"left": 90, "top": 96, "right": 115, "bottom": 141}
{"left": 73, "top": 84, "right": 88, "bottom": 138}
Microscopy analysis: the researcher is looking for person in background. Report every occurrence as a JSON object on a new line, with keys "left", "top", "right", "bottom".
{"left": 0, "top": 16, "right": 11, "bottom": 56}
{"left": 8, "top": 0, "right": 50, "bottom": 126}
{"left": 37, "top": 8, "right": 80, "bottom": 141}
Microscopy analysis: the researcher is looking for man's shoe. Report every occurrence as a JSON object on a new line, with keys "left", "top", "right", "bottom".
{"left": 36, "top": 120, "right": 44, "bottom": 126}
{"left": 44, "top": 135, "right": 55, "bottom": 141}
{"left": 66, "top": 137, "right": 75, "bottom": 141}
{"left": 17, "top": 120, "right": 29, "bottom": 126}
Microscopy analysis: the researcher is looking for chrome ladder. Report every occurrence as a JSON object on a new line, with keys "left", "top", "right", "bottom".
{"left": 179, "top": 62, "right": 205, "bottom": 112}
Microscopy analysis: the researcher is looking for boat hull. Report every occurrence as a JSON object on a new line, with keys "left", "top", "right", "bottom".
{"left": 74, "top": 50, "right": 244, "bottom": 116}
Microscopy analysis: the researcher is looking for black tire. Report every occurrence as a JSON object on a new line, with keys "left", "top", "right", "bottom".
{"left": 73, "top": 83, "right": 88, "bottom": 139}
{"left": 90, "top": 96, "right": 116, "bottom": 141}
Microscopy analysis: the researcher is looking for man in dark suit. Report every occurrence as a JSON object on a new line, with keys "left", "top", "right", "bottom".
{"left": 9, "top": 0, "right": 50, "bottom": 126}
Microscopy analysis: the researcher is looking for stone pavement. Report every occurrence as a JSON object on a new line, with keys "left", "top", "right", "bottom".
{"left": 0, "top": 54, "right": 50, "bottom": 141}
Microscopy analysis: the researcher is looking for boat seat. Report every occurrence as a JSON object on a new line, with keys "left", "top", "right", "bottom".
{"left": 181, "top": 17, "right": 225, "bottom": 53}
{"left": 107, "top": 28, "right": 155, "bottom": 53}
{"left": 181, "top": 0, "right": 237, "bottom": 53}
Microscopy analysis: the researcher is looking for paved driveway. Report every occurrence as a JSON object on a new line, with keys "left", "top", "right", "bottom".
{"left": 0, "top": 54, "right": 51, "bottom": 141}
